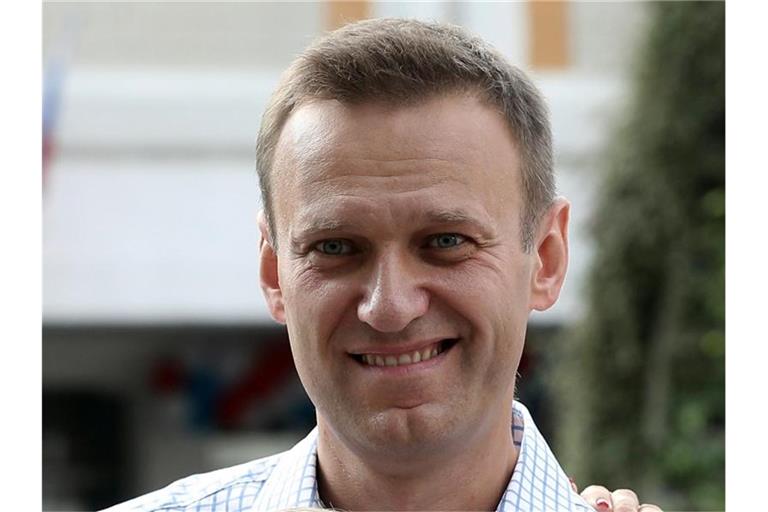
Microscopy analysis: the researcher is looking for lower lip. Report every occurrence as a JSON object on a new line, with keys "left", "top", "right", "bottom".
{"left": 350, "top": 342, "right": 456, "bottom": 376}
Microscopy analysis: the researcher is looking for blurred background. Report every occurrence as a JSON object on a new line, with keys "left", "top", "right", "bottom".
{"left": 42, "top": 2, "right": 724, "bottom": 511}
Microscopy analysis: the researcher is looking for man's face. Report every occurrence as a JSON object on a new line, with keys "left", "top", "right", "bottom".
{"left": 261, "top": 94, "right": 558, "bottom": 458}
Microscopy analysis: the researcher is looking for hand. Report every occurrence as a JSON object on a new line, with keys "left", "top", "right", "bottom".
{"left": 575, "top": 483, "right": 663, "bottom": 512}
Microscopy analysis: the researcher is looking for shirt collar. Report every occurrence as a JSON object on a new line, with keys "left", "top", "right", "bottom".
{"left": 248, "top": 428, "right": 322, "bottom": 511}
{"left": 498, "top": 401, "right": 592, "bottom": 511}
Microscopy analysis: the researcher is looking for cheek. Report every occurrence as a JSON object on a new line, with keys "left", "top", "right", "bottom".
{"left": 435, "top": 257, "right": 529, "bottom": 319}
{"left": 280, "top": 265, "right": 361, "bottom": 350}
{"left": 281, "top": 263, "right": 334, "bottom": 314}
{"left": 431, "top": 262, "right": 529, "bottom": 365}
{"left": 288, "top": 270, "right": 355, "bottom": 308}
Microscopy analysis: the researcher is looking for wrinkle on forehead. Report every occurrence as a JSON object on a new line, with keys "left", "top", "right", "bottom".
{"left": 286, "top": 144, "right": 480, "bottom": 192}
{"left": 298, "top": 160, "right": 472, "bottom": 200}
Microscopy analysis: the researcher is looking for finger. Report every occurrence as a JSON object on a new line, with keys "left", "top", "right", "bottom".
{"left": 580, "top": 485, "right": 612, "bottom": 511}
{"left": 638, "top": 504, "right": 663, "bottom": 512}
{"left": 569, "top": 476, "right": 578, "bottom": 493}
{"left": 611, "top": 489, "right": 639, "bottom": 512}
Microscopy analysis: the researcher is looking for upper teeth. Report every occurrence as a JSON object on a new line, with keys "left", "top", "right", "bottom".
{"left": 360, "top": 343, "right": 443, "bottom": 367}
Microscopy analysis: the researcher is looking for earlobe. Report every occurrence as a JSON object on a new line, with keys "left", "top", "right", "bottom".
{"left": 529, "top": 198, "right": 570, "bottom": 311}
{"left": 258, "top": 210, "right": 286, "bottom": 324}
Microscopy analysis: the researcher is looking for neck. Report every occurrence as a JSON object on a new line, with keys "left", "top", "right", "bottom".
{"left": 316, "top": 415, "right": 519, "bottom": 511}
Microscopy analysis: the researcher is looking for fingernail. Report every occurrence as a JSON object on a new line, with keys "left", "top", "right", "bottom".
{"left": 595, "top": 498, "right": 610, "bottom": 511}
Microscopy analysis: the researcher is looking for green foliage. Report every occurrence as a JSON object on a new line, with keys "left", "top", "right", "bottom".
{"left": 551, "top": 3, "right": 724, "bottom": 510}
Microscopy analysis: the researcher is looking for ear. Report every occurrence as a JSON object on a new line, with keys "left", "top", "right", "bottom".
{"left": 258, "top": 210, "right": 286, "bottom": 324}
{"left": 529, "top": 198, "right": 570, "bottom": 311}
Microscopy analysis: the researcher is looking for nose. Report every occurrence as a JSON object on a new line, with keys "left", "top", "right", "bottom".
{"left": 357, "top": 249, "right": 430, "bottom": 333}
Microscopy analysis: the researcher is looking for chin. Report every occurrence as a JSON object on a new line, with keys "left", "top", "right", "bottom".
{"left": 352, "top": 403, "right": 467, "bottom": 456}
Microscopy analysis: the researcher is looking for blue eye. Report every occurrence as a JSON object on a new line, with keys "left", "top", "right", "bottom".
{"left": 428, "top": 233, "right": 466, "bottom": 249}
{"left": 314, "top": 239, "right": 353, "bottom": 255}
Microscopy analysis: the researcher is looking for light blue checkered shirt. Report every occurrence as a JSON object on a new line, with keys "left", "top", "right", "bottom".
{"left": 103, "top": 401, "right": 593, "bottom": 511}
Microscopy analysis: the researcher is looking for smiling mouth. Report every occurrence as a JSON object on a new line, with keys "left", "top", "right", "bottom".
{"left": 350, "top": 339, "right": 459, "bottom": 368}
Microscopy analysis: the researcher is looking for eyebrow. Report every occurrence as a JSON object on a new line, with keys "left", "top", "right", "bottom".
{"left": 289, "top": 218, "right": 357, "bottom": 249}
{"left": 422, "top": 208, "right": 498, "bottom": 240}
{"left": 422, "top": 209, "right": 484, "bottom": 226}
{"left": 293, "top": 218, "right": 355, "bottom": 235}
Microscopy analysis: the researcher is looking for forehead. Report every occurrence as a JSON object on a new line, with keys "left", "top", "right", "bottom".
{"left": 270, "top": 94, "right": 522, "bottom": 233}
{"left": 275, "top": 94, "right": 516, "bottom": 170}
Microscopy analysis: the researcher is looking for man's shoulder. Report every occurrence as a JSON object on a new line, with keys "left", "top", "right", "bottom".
{"left": 101, "top": 452, "right": 283, "bottom": 512}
